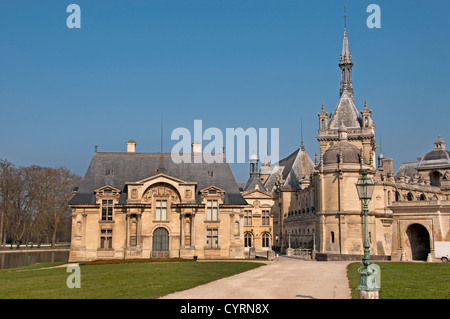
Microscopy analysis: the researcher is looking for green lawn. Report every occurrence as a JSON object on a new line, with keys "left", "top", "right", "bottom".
{"left": 347, "top": 262, "right": 450, "bottom": 299}
{"left": 0, "top": 260, "right": 265, "bottom": 299}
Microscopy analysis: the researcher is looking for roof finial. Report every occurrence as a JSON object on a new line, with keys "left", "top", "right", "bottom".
{"left": 160, "top": 116, "right": 163, "bottom": 154}
{"left": 157, "top": 116, "right": 167, "bottom": 173}
{"left": 300, "top": 115, "right": 304, "bottom": 149}
{"left": 343, "top": 5, "right": 348, "bottom": 30}
{"left": 364, "top": 100, "right": 369, "bottom": 110}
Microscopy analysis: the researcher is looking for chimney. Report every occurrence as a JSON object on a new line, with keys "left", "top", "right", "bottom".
{"left": 127, "top": 140, "right": 136, "bottom": 153}
{"left": 192, "top": 141, "right": 202, "bottom": 153}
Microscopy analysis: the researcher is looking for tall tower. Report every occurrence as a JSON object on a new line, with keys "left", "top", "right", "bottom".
{"left": 317, "top": 12, "right": 376, "bottom": 168}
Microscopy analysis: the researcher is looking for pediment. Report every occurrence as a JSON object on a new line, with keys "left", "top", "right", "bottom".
{"left": 94, "top": 185, "right": 121, "bottom": 200}
{"left": 199, "top": 185, "right": 226, "bottom": 194}
{"left": 242, "top": 189, "right": 273, "bottom": 199}
{"left": 128, "top": 173, "right": 193, "bottom": 186}
{"left": 94, "top": 185, "right": 121, "bottom": 194}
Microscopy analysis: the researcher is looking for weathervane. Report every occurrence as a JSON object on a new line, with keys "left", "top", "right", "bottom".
{"left": 343, "top": 5, "right": 348, "bottom": 29}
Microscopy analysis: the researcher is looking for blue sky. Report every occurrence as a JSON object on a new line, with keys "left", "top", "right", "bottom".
{"left": 0, "top": 0, "right": 449, "bottom": 182}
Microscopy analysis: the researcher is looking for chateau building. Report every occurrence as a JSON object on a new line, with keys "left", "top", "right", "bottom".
{"left": 258, "top": 24, "right": 450, "bottom": 262}
{"left": 68, "top": 141, "right": 248, "bottom": 261}
{"left": 69, "top": 22, "right": 450, "bottom": 263}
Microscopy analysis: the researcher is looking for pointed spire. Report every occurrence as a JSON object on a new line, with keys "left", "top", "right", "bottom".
{"left": 342, "top": 28, "right": 350, "bottom": 61}
{"left": 341, "top": 6, "right": 351, "bottom": 62}
{"left": 339, "top": 6, "right": 354, "bottom": 99}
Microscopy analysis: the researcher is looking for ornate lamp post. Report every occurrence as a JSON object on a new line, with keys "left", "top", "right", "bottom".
{"left": 355, "top": 170, "right": 380, "bottom": 299}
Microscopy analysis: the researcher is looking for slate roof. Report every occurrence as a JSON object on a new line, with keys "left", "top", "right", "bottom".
{"left": 396, "top": 162, "right": 418, "bottom": 179}
{"left": 243, "top": 175, "right": 267, "bottom": 192}
{"left": 262, "top": 145, "right": 315, "bottom": 192}
{"left": 69, "top": 152, "right": 247, "bottom": 206}
{"left": 328, "top": 91, "right": 362, "bottom": 129}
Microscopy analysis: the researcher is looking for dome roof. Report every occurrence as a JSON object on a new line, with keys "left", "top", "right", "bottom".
{"left": 323, "top": 141, "right": 360, "bottom": 165}
{"left": 418, "top": 149, "right": 450, "bottom": 167}
{"left": 417, "top": 136, "right": 450, "bottom": 168}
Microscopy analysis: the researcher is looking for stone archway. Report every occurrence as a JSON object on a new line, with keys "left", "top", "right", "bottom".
{"left": 406, "top": 224, "right": 430, "bottom": 261}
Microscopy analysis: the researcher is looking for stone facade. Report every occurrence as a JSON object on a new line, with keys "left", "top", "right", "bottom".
{"left": 257, "top": 25, "right": 450, "bottom": 262}
{"left": 241, "top": 186, "right": 274, "bottom": 256}
{"left": 69, "top": 22, "right": 450, "bottom": 263}
{"left": 69, "top": 150, "right": 248, "bottom": 262}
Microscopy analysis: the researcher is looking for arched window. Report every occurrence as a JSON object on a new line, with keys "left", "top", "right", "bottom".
{"left": 244, "top": 232, "right": 252, "bottom": 248}
{"left": 430, "top": 171, "right": 442, "bottom": 187}
{"left": 262, "top": 233, "right": 270, "bottom": 248}
{"left": 331, "top": 231, "right": 335, "bottom": 244}
{"left": 419, "top": 194, "right": 426, "bottom": 201}
{"left": 407, "top": 192, "right": 414, "bottom": 201}
{"left": 395, "top": 191, "right": 400, "bottom": 202}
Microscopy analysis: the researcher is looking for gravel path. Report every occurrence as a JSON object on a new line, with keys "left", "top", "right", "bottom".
{"left": 161, "top": 256, "right": 352, "bottom": 299}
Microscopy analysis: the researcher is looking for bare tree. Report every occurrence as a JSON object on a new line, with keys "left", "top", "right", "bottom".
{"left": 0, "top": 160, "right": 80, "bottom": 248}
{"left": 0, "top": 160, "right": 15, "bottom": 248}
{"left": 43, "top": 167, "right": 81, "bottom": 248}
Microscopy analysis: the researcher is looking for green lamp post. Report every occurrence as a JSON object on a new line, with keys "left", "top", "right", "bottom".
{"left": 355, "top": 170, "right": 380, "bottom": 299}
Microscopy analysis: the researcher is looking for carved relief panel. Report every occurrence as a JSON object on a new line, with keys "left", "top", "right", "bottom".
{"left": 142, "top": 183, "right": 181, "bottom": 203}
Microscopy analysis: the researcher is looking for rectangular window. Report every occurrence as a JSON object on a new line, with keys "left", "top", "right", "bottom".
{"left": 101, "top": 200, "right": 113, "bottom": 221}
{"left": 262, "top": 210, "right": 270, "bottom": 226}
{"left": 156, "top": 200, "right": 167, "bottom": 221}
{"left": 100, "top": 229, "right": 112, "bottom": 249}
{"left": 244, "top": 210, "right": 252, "bottom": 226}
{"left": 206, "top": 200, "right": 218, "bottom": 221}
{"left": 206, "top": 228, "right": 218, "bottom": 249}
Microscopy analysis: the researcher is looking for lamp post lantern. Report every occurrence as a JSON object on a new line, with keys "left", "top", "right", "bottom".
{"left": 355, "top": 170, "right": 380, "bottom": 299}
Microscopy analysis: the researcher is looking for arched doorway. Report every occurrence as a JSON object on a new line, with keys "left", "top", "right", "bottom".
{"left": 406, "top": 224, "right": 430, "bottom": 261}
{"left": 152, "top": 227, "right": 169, "bottom": 258}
